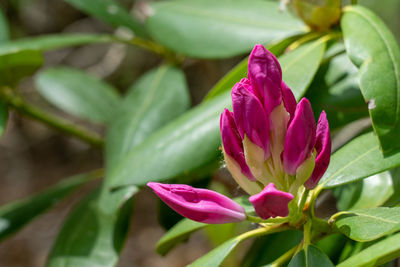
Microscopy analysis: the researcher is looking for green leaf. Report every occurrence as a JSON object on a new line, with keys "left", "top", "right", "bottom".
{"left": 65, "top": 0, "right": 147, "bottom": 38}
{"left": 0, "top": 101, "right": 8, "bottom": 138}
{"left": 320, "top": 132, "right": 400, "bottom": 188}
{"left": 288, "top": 245, "right": 334, "bottom": 267}
{"left": 157, "top": 219, "right": 206, "bottom": 256}
{"left": 204, "top": 35, "right": 300, "bottom": 100}
{"left": 331, "top": 207, "right": 400, "bottom": 242}
{"left": 336, "top": 232, "right": 400, "bottom": 267}
{"left": 46, "top": 187, "right": 135, "bottom": 267}
{"left": 35, "top": 67, "right": 121, "bottom": 124}
{"left": 109, "top": 91, "right": 231, "bottom": 189}
{"left": 335, "top": 171, "right": 395, "bottom": 211}
{"left": 0, "top": 50, "right": 44, "bottom": 86}
{"left": 0, "top": 34, "right": 115, "bottom": 56}
{"left": 156, "top": 196, "right": 251, "bottom": 256}
{"left": 146, "top": 0, "right": 306, "bottom": 58}
{"left": 341, "top": 6, "right": 400, "bottom": 155}
{"left": 242, "top": 230, "right": 303, "bottom": 267}
{"left": 0, "top": 170, "right": 99, "bottom": 241}
{"left": 279, "top": 37, "right": 327, "bottom": 100}
{"left": 0, "top": 8, "right": 9, "bottom": 42}
{"left": 105, "top": 65, "right": 190, "bottom": 170}
{"left": 188, "top": 227, "right": 269, "bottom": 267}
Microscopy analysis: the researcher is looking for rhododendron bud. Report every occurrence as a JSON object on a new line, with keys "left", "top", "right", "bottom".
{"left": 147, "top": 182, "right": 246, "bottom": 224}
{"left": 220, "top": 109, "right": 254, "bottom": 180}
{"left": 305, "top": 111, "right": 331, "bottom": 189}
{"left": 249, "top": 183, "right": 294, "bottom": 219}
{"left": 283, "top": 98, "right": 316, "bottom": 175}
{"left": 281, "top": 81, "right": 297, "bottom": 121}
{"left": 231, "top": 82, "right": 270, "bottom": 158}
{"left": 248, "top": 44, "right": 282, "bottom": 115}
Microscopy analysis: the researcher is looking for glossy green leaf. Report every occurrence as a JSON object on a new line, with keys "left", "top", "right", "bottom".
{"left": 383, "top": 167, "right": 400, "bottom": 206}
{"left": 341, "top": 6, "right": 400, "bottom": 155}
{"left": 288, "top": 245, "right": 334, "bottom": 267}
{"left": 46, "top": 187, "right": 135, "bottom": 267}
{"left": 0, "top": 50, "right": 44, "bottom": 86}
{"left": 335, "top": 171, "right": 394, "bottom": 211}
{"left": 0, "top": 101, "right": 7, "bottom": 138}
{"left": 320, "top": 132, "right": 400, "bottom": 188}
{"left": 0, "top": 34, "right": 115, "bottom": 56}
{"left": 65, "top": 0, "right": 147, "bottom": 38}
{"left": 336, "top": 232, "right": 400, "bottom": 267}
{"left": 315, "top": 234, "right": 347, "bottom": 265}
{"left": 109, "top": 91, "right": 231, "bottom": 189}
{"left": 146, "top": 0, "right": 306, "bottom": 58}
{"left": 331, "top": 207, "right": 400, "bottom": 242}
{"left": 105, "top": 65, "right": 190, "bottom": 170}
{"left": 0, "top": 170, "right": 99, "bottom": 241}
{"left": 35, "top": 67, "right": 121, "bottom": 124}
{"left": 0, "top": 8, "right": 9, "bottom": 42}
{"left": 204, "top": 35, "right": 300, "bottom": 100}
{"left": 279, "top": 37, "right": 327, "bottom": 100}
{"left": 156, "top": 196, "right": 252, "bottom": 255}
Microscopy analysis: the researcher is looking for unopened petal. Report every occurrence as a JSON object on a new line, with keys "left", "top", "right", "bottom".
{"left": 248, "top": 44, "right": 282, "bottom": 114}
{"left": 249, "top": 183, "right": 293, "bottom": 219}
{"left": 147, "top": 182, "right": 246, "bottom": 224}
{"left": 232, "top": 83, "right": 270, "bottom": 157}
{"left": 281, "top": 81, "right": 297, "bottom": 122}
{"left": 283, "top": 98, "right": 316, "bottom": 175}
{"left": 220, "top": 109, "right": 254, "bottom": 180}
{"left": 305, "top": 111, "right": 331, "bottom": 189}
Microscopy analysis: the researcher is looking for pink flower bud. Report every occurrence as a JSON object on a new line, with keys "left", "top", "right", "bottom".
{"left": 147, "top": 182, "right": 246, "bottom": 224}
{"left": 305, "top": 111, "right": 331, "bottom": 189}
{"left": 281, "top": 81, "right": 297, "bottom": 122}
{"left": 283, "top": 98, "right": 316, "bottom": 175}
{"left": 248, "top": 44, "right": 282, "bottom": 115}
{"left": 232, "top": 82, "right": 270, "bottom": 158}
{"left": 249, "top": 183, "right": 293, "bottom": 219}
{"left": 220, "top": 109, "right": 254, "bottom": 180}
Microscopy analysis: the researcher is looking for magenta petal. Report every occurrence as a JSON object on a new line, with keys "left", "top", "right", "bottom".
{"left": 249, "top": 183, "right": 293, "bottom": 219}
{"left": 283, "top": 98, "right": 316, "bottom": 175}
{"left": 305, "top": 111, "right": 331, "bottom": 189}
{"left": 232, "top": 83, "right": 270, "bottom": 158}
{"left": 147, "top": 182, "right": 246, "bottom": 224}
{"left": 281, "top": 81, "right": 297, "bottom": 122}
{"left": 220, "top": 109, "right": 254, "bottom": 180}
{"left": 248, "top": 44, "right": 282, "bottom": 114}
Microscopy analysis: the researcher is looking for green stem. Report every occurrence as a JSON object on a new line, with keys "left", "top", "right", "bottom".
{"left": 246, "top": 215, "right": 290, "bottom": 224}
{"left": 1, "top": 87, "right": 103, "bottom": 147}
{"left": 238, "top": 223, "right": 291, "bottom": 241}
{"left": 269, "top": 245, "right": 299, "bottom": 267}
{"left": 299, "top": 189, "right": 310, "bottom": 212}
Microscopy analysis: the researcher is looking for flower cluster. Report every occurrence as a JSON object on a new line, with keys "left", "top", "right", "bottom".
{"left": 148, "top": 44, "right": 331, "bottom": 224}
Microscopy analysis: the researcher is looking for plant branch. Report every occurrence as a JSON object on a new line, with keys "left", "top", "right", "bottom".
{"left": 1, "top": 87, "right": 103, "bottom": 147}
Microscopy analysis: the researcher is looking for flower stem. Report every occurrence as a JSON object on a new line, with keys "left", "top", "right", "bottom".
{"left": 269, "top": 245, "right": 299, "bottom": 267}
{"left": 1, "top": 87, "right": 103, "bottom": 147}
{"left": 298, "top": 189, "right": 310, "bottom": 212}
{"left": 246, "top": 215, "right": 289, "bottom": 224}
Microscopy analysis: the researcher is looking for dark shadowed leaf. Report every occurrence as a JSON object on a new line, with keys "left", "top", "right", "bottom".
{"left": 0, "top": 8, "right": 9, "bottom": 42}
{"left": 288, "top": 245, "right": 334, "bottom": 267}
{"left": 146, "top": 0, "right": 306, "bottom": 58}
